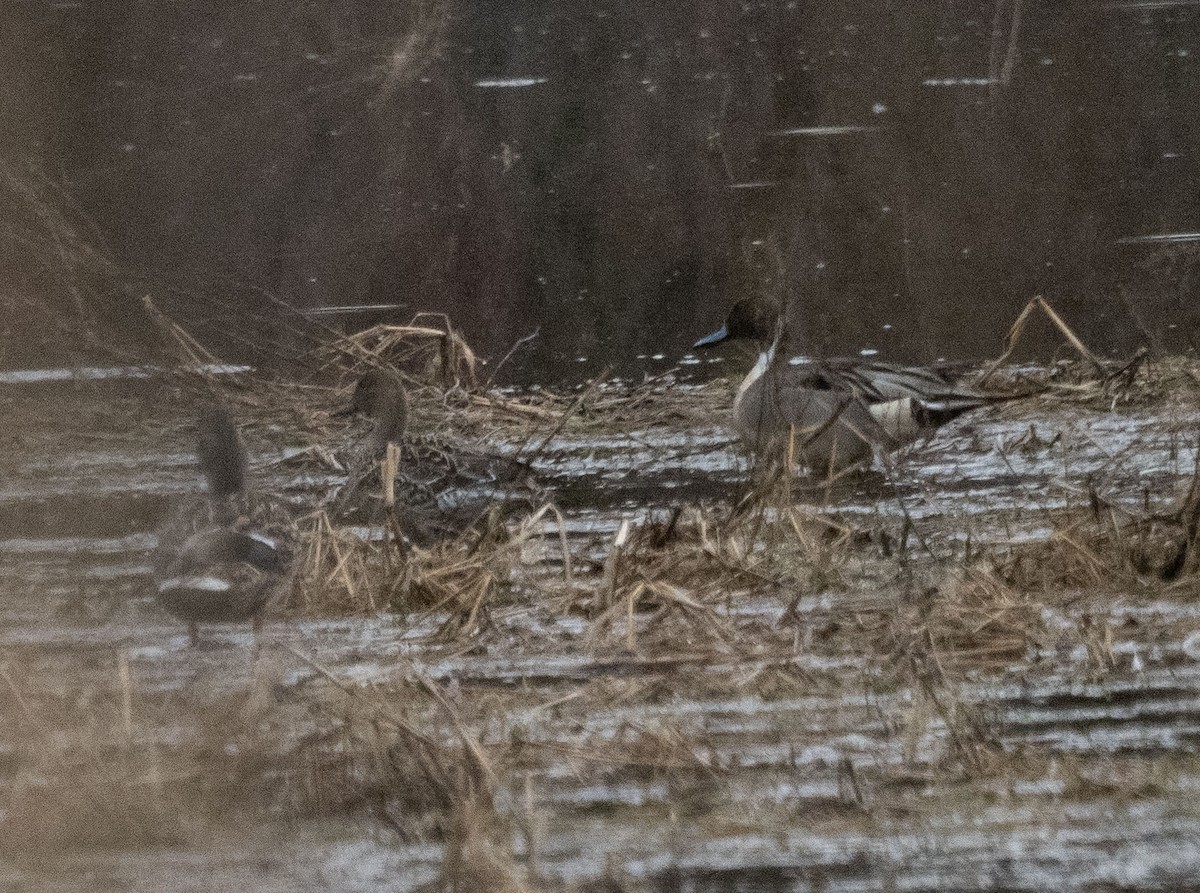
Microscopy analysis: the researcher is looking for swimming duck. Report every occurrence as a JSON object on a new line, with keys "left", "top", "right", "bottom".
{"left": 693, "top": 297, "right": 1020, "bottom": 473}
{"left": 331, "top": 368, "right": 538, "bottom": 542}
{"left": 154, "top": 407, "right": 293, "bottom": 644}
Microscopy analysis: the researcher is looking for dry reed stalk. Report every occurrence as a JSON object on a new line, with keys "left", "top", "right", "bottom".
{"left": 469, "top": 393, "right": 563, "bottom": 421}
{"left": 980, "top": 295, "right": 1108, "bottom": 384}
{"left": 142, "top": 294, "right": 230, "bottom": 372}
{"left": 438, "top": 799, "right": 533, "bottom": 893}
{"left": 545, "top": 503, "right": 574, "bottom": 585}
{"left": 280, "top": 643, "right": 499, "bottom": 832}
{"left": 118, "top": 651, "right": 133, "bottom": 743}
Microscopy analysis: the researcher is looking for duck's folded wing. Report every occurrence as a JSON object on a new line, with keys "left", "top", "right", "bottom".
{"left": 170, "top": 527, "right": 291, "bottom": 576}
{"left": 406, "top": 435, "right": 536, "bottom": 489}
{"left": 818, "top": 359, "right": 1006, "bottom": 412}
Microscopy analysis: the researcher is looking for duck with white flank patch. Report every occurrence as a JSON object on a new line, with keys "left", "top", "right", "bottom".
{"left": 694, "top": 298, "right": 1027, "bottom": 474}
{"left": 154, "top": 407, "right": 294, "bottom": 645}
{"left": 331, "top": 368, "right": 540, "bottom": 544}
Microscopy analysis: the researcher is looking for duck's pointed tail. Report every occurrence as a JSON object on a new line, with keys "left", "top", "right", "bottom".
{"left": 859, "top": 366, "right": 1041, "bottom": 442}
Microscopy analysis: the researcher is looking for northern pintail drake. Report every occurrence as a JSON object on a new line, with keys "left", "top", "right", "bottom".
{"left": 694, "top": 298, "right": 1022, "bottom": 473}
{"left": 154, "top": 407, "right": 293, "bottom": 645}
{"left": 331, "top": 369, "right": 539, "bottom": 542}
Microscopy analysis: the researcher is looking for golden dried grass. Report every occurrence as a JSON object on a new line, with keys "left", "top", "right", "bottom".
{"left": 325, "top": 313, "right": 480, "bottom": 389}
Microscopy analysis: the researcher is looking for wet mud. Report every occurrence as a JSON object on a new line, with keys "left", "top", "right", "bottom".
{"left": 3, "top": 366, "right": 1200, "bottom": 891}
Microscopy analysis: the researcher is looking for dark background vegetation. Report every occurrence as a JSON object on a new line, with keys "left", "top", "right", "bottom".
{"left": 2, "top": 0, "right": 1199, "bottom": 380}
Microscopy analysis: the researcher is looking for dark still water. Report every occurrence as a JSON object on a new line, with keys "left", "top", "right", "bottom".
{"left": 4, "top": 0, "right": 1200, "bottom": 381}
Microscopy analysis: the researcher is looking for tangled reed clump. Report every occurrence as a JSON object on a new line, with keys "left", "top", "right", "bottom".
{"left": 325, "top": 314, "right": 481, "bottom": 390}
{"left": 871, "top": 567, "right": 1051, "bottom": 675}
{"left": 996, "top": 453, "right": 1200, "bottom": 591}
{"left": 291, "top": 499, "right": 569, "bottom": 639}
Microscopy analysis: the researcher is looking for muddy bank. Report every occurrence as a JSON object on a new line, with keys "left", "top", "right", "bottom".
{"left": 3, "top": 363, "right": 1200, "bottom": 891}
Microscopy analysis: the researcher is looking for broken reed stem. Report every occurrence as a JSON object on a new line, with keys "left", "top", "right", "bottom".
{"left": 485, "top": 326, "right": 541, "bottom": 390}
{"left": 626, "top": 582, "right": 639, "bottom": 651}
{"left": 302, "top": 517, "right": 324, "bottom": 614}
{"left": 382, "top": 442, "right": 400, "bottom": 509}
{"left": 1104, "top": 347, "right": 1149, "bottom": 388}
{"left": 979, "top": 297, "right": 1037, "bottom": 385}
{"left": 600, "top": 519, "right": 632, "bottom": 610}
{"left": 521, "top": 772, "right": 540, "bottom": 872}
{"left": 1035, "top": 296, "right": 1108, "bottom": 375}
{"left": 980, "top": 295, "right": 1106, "bottom": 384}
{"left": 326, "top": 522, "right": 358, "bottom": 597}
{"left": 547, "top": 503, "right": 574, "bottom": 585}
{"left": 118, "top": 651, "right": 133, "bottom": 743}
{"left": 521, "top": 365, "right": 611, "bottom": 460}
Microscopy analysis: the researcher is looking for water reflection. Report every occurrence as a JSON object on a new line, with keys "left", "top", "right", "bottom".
{"left": 3, "top": 1, "right": 1199, "bottom": 382}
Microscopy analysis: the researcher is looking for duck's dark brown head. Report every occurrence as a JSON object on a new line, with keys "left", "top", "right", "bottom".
{"left": 339, "top": 369, "right": 409, "bottom": 447}
{"left": 693, "top": 297, "right": 781, "bottom": 348}
{"left": 195, "top": 406, "right": 247, "bottom": 500}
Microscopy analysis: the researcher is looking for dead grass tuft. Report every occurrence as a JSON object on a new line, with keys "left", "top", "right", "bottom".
{"left": 290, "top": 503, "right": 568, "bottom": 635}
{"left": 0, "top": 656, "right": 267, "bottom": 856}
{"left": 436, "top": 799, "right": 534, "bottom": 893}
{"left": 326, "top": 313, "right": 480, "bottom": 389}
{"left": 998, "top": 450, "right": 1200, "bottom": 590}
{"left": 867, "top": 567, "right": 1048, "bottom": 678}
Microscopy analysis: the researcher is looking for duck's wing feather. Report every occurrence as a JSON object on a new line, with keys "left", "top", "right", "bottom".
{"left": 155, "top": 526, "right": 288, "bottom": 623}
{"left": 170, "top": 527, "right": 290, "bottom": 576}
{"left": 813, "top": 358, "right": 1012, "bottom": 412}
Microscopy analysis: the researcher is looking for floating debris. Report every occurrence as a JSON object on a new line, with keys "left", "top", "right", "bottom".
{"left": 0, "top": 364, "right": 252, "bottom": 385}
{"left": 727, "top": 181, "right": 780, "bottom": 190}
{"left": 474, "top": 76, "right": 549, "bottom": 88}
{"left": 767, "top": 125, "right": 882, "bottom": 136}
{"left": 1115, "top": 232, "right": 1200, "bottom": 245}
{"left": 1104, "top": 0, "right": 1200, "bottom": 8}
{"left": 921, "top": 77, "right": 1000, "bottom": 87}
{"left": 300, "top": 303, "right": 408, "bottom": 316}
